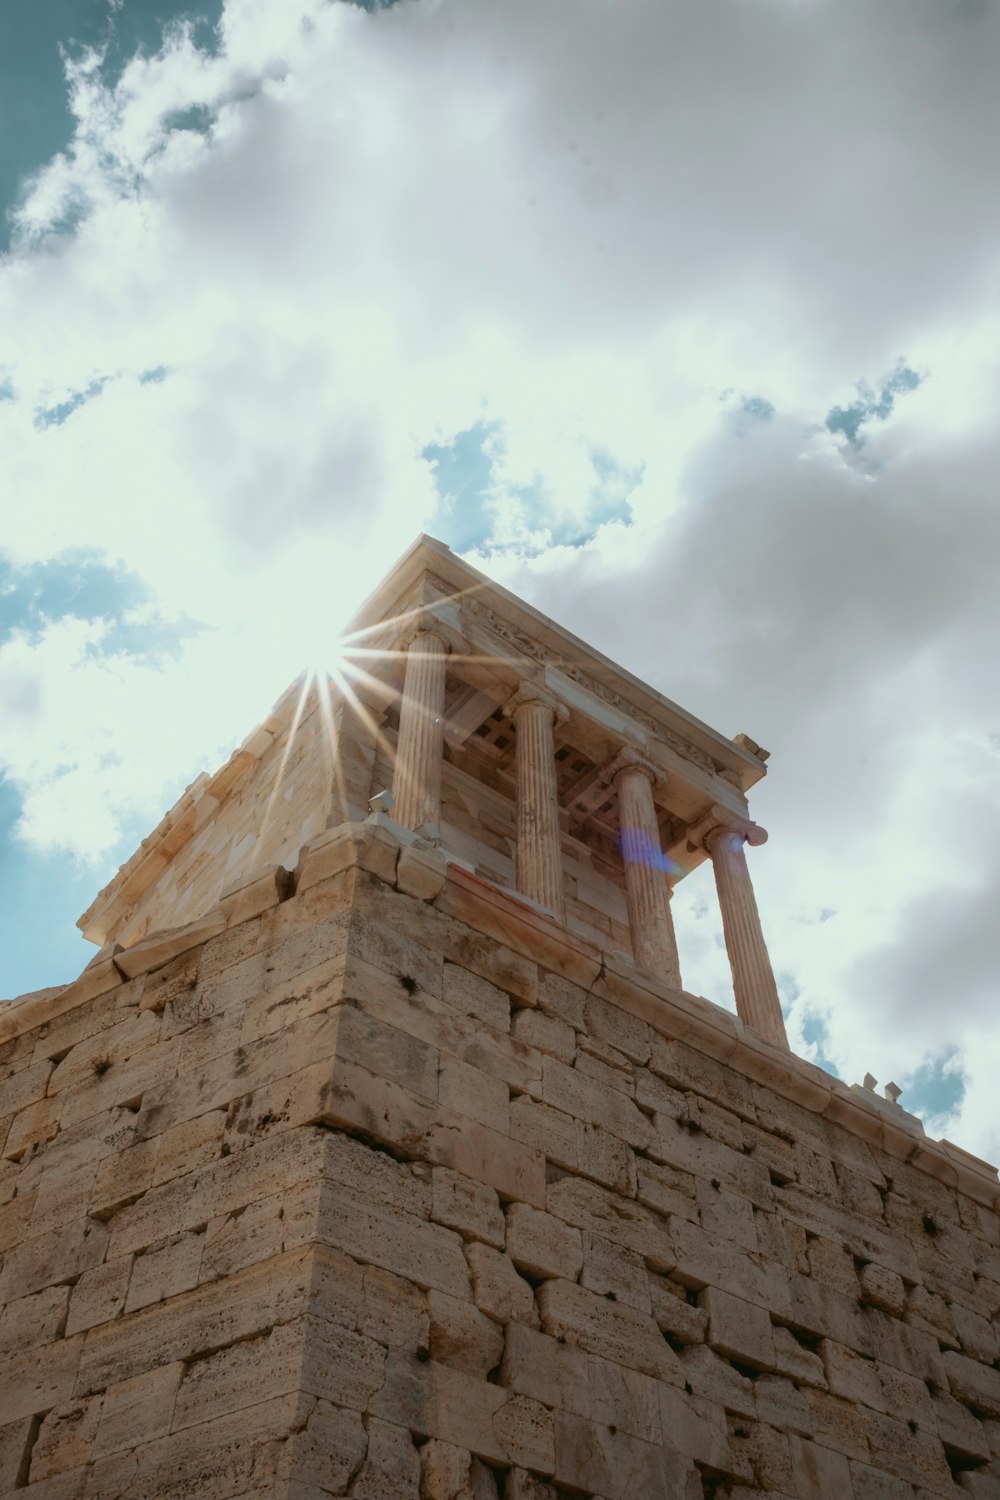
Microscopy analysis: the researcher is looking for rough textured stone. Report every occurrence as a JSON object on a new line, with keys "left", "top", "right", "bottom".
{"left": 6, "top": 551, "right": 1000, "bottom": 1500}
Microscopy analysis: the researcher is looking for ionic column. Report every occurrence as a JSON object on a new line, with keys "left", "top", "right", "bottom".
{"left": 611, "top": 752, "right": 682, "bottom": 989}
{"left": 696, "top": 807, "right": 788, "bottom": 1049}
{"left": 505, "top": 685, "right": 567, "bottom": 920}
{"left": 392, "top": 624, "right": 448, "bottom": 832}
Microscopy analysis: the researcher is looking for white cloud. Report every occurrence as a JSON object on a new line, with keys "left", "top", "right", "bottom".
{"left": 2, "top": 0, "right": 999, "bottom": 1159}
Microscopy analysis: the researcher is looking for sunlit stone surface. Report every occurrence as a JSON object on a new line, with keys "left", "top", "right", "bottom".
{"left": 2, "top": 536, "right": 995, "bottom": 1500}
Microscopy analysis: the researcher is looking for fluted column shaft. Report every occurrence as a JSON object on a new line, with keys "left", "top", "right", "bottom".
{"left": 706, "top": 824, "right": 788, "bottom": 1048}
{"left": 614, "top": 762, "right": 681, "bottom": 989}
{"left": 392, "top": 629, "right": 447, "bottom": 832}
{"left": 509, "top": 698, "right": 565, "bottom": 920}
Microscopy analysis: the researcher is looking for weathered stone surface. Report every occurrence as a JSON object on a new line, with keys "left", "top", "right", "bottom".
{"left": 7, "top": 600, "right": 1000, "bottom": 1500}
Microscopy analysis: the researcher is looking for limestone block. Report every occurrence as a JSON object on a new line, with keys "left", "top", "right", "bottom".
{"left": 878, "top": 1363, "right": 936, "bottom": 1430}
{"left": 419, "top": 1438, "right": 472, "bottom": 1500}
{"left": 397, "top": 845, "right": 448, "bottom": 901}
{"left": 701, "top": 1286, "right": 776, "bottom": 1370}
{"left": 369, "top": 1351, "right": 509, "bottom": 1464}
{"left": 956, "top": 1470, "right": 1000, "bottom": 1498}
{"left": 540, "top": 1056, "right": 654, "bottom": 1151}
{"left": 537, "top": 1279, "right": 681, "bottom": 1386}
{"left": 240, "top": 954, "right": 345, "bottom": 1047}
{"left": 321, "top": 1129, "right": 431, "bottom": 1218}
{"left": 352, "top": 1416, "right": 421, "bottom": 1500}
{"left": 680, "top": 1345, "right": 756, "bottom": 1420}
{"left": 635, "top": 1065, "right": 686, "bottom": 1120}
{"left": 466, "top": 1243, "right": 539, "bottom": 1327}
{"left": 110, "top": 1127, "right": 325, "bottom": 1258}
{"left": 0, "top": 1216, "right": 108, "bottom": 1304}
{"left": 551, "top": 1409, "right": 694, "bottom": 1500}
{"left": 343, "top": 954, "right": 541, "bottom": 1093}
{"left": 428, "top": 1290, "right": 505, "bottom": 1376}
{"left": 772, "top": 1325, "right": 827, "bottom": 1389}
{"left": 284, "top": 1398, "right": 368, "bottom": 1496}
{"left": 589, "top": 1357, "right": 661, "bottom": 1443}
{"left": 0, "top": 1282, "right": 71, "bottom": 1355}
{"left": 316, "top": 1057, "right": 546, "bottom": 1208}
{"left": 648, "top": 1112, "right": 774, "bottom": 1209}
{"left": 200, "top": 1182, "right": 317, "bottom": 1283}
{"left": 438, "top": 1054, "right": 510, "bottom": 1133}
{"left": 584, "top": 994, "right": 651, "bottom": 1066}
{"left": 576, "top": 1035, "right": 635, "bottom": 1089}
{"left": 673, "top": 1217, "right": 791, "bottom": 1317}
{"left": 506, "top": 1203, "right": 583, "bottom": 1283}
{"left": 511, "top": 1008, "right": 575, "bottom": 1063}
{"left": 754, "top": 1375, "right": 812, "bottom": 1436}
{"left": 3, "top": 1093, "right": 61, "bottom": 1159}
{"left": 859, "top": 1261, "right": 907, "bottom": 1316}
{"left": 296, "top": 823, "right": 399, "bottom": 892}
{"left": 848, "top": 1460, "right": 915, "bottom": 1499}
{"left": 65, "top": 1256, "right": 133, "bottom": 1336}
{"left": 696, "top": 1179, "right": 758, "bottom": 1253}
{"left": 635, "top": 1159, "right": 697, "bottom": 1221}
{"left": 93, "top": 1362, "right": 183, "bottom": 1459}
{"left": 789, "top": 1434, "right": 855, "bottom": 1499}
{"left": 114, "top": 910, "right": 228, "bottom": 979}
{"left": 0, "top": 1334, "right": 83, "bottom": 1423}
{"left": 537, "top": 972, "right": 587, "bottom": 1030}
{"left": 308, "top": 1245, "right": 428, "bottom": 1353}
{"left": 442, "top": 963, "right": 511, "bottom": 1031}
{"left": 0, "top": 1415, "right": 35, "bottom": 1490}
{"left": 953, "top": 1301, "right": 1000, "bottom": 1365}
{"left": 789, "top": 1271, "right": 875, "bottom": 1357}
{"left": 510, "top": 1095, "right": 578, "bottom": 1172}
{"left": 500, "top": 1323, "right": 591, "bottom": 1418}
{"left": 124, "top": 1228, "right": 206, "bottom": 1313}
{"left": 650, "top": 1035, "right": 757, "bottom": 1122}
{"left": 803, "top": 1387, "right": 871, "bottom": 1460}
{"left": 547, "top": 1176, "right": 674, "bottom": 1273}
{"left": 861, "top": 1408, "right": 953, "bottom": 1489}
{"left": 217, "top": 864, "right": 292, "bottom": 927}
{"left": 152, "top": 1108, "right": 226, "bottom": 1186}
{"left": 493, "top": 1395, "right": 555, "bottom": 1473}
{"left": 171, "top": 1318, "right": 304, "bottom": 1431}
{"left": 576, "top": 1120, "right": 637, "bottom": 1195}
{"left": 318, "top": 1191, "right": 471, "bottom": 1300}
{"left": 581, "top": 1230, "right": 651, "bottom": 1313}
{"left": 660, "top": 1384, "right": 732, "bottom": 1471}
{"left": 0, "top": 1056, "right": 53, "bottom": 1118}
{"left": 932, "top": 1391, "right": 991, "bottom": 1463}
{"left": 90, "top": 1136, "right": 158, "bottom": 1219}
{"left": 76, "top": 1247, "right": 313, "bottom": 1394}
{"left": 944, "top": 1351, "right": 1000, "bottom": 1420}
{"left": 649, "top": 1274, "right": 708, "bottom": 1346}
{"left": 30, "top": 1397, "right": 103, "bottom": 1482}
{"left": 820, "top": 1339, "right": 887, "bottom": 1412}
{"left": 432, "top": 1168, "right": 505, "bottom": 1248}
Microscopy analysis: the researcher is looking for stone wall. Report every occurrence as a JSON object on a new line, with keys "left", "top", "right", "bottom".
{"left": 3, "top": 824, "right": 999, "bottom": 1499}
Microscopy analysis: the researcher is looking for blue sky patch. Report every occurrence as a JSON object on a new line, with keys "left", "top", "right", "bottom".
{"left": 425, "top": 422, "right": 638, "bottom": 555}
{"left": 0, "top": 0, "right": 223, "bottom": 246}
{"left": 799, "top": 1011, "right": 841, "bottom": 1077}
{"left": 826, "top": 362, "right": 922, "bottom": 448}
{"left": 904, "top": 1050, "right": 966, "bottom": 1125}
{"left": 0, "top": 551, "right": 200, "bottom": 664}
{"left": 35, "top": 377, "right": 108, "bottom": 428}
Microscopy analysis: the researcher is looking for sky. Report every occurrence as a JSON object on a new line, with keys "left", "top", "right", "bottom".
{"left": 1, "top": 0, "right": 998, "bottom": 1162}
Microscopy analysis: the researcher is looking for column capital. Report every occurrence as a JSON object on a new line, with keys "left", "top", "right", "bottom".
{"left": 502, "top": 681, "right": 569, "bottom": 724}
{"left": 395, "top": 608, "right": 468, "bottom": 657}
{"left": 687, "top": 803, "right": 768, "bottom": 853}
{"left": 604, "top": 747, "right": 662, "bottom": 791}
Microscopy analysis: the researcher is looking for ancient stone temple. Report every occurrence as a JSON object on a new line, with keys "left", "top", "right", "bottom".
{"left": 2, "top": 534, "right": 999, "bottom": 1500}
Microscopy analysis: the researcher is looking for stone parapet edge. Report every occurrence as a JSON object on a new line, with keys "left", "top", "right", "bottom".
{"left": 5, "top": 819, "right": 996, "bottom": 1209}
{"left": 75, "top": 679, "right": 307, "bottom": 945}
